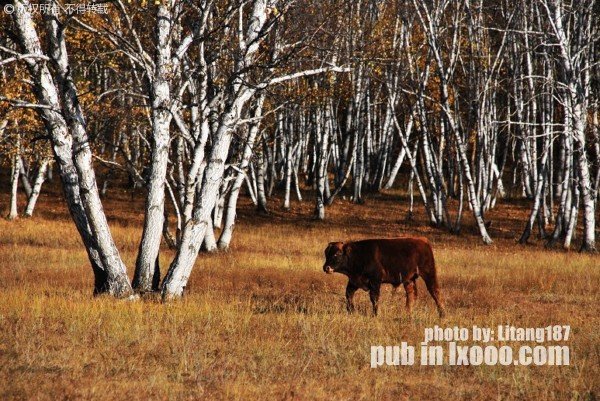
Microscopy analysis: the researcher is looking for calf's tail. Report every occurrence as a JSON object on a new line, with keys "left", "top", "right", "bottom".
{"left": 420, "top": 242, "right": 445, "bottom": 318}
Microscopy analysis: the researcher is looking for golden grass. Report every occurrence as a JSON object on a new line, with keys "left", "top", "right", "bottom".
{"left": 0, "top": 189, "right": 598, "bottom": 400}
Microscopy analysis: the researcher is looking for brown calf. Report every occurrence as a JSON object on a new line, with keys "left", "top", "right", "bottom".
{"left": 323, "top": 237, "right": 445, "bottom": 317}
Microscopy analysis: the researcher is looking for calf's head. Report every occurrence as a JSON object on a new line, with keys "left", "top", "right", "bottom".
{"left": 323, "top": 242, "right": 350, "bottom": 274}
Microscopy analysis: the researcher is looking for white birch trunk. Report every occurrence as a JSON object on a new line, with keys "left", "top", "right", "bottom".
{"left": 283, "top": 134, "right": 293, "bottom": 210}
{"left": 8, "top": 145, "right": 20, "bottom": 220}
{"left": 202, "top": 218, "right": 218, "bottom": 253}
{"left": 572, "top": 99, "right": 595, "bottom": 251}
{"left": 256, "top": 145, "right": 269, "bottom": 214}
{"left": 133, "top": 2, "right": 174, "bottom": 292}
{"left": 383, "top": 147, "right": 407, "bottom": 190}
{"left": 315, "top": 107, "right": 329, "bottom": 219}
{"left": 24, "top": 159, "right": 50, "bottom": 217}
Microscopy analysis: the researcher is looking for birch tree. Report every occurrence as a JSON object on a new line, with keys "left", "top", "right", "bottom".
{"left": 8, "top": 0, "right": 134, "bottom": 296}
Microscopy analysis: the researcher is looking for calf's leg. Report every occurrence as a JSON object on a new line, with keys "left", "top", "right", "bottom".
{"left": 369, "top": 283, "right": 381, "bottom": 316}
{"left": 345, "top": 282, "right": 358, "bottom": 313}
{"left": 403, "top": 280, "right": 417, "bottom": 313}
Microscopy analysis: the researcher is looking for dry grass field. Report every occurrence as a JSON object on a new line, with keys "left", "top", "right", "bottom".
{"left": 0, "top": 185, "right": 598, "bottom": 400}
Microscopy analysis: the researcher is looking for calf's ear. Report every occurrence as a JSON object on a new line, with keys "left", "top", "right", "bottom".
{"left": 343, "top": 243, "right": 352, "bottom": 255}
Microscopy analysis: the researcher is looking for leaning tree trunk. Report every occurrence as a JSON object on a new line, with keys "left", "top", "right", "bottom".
{"left": 162, "top": 93, "right": 252, "bottom": 299}
{"left": 18, "top": 156, "right": 32, "bottom": 198}
{"left": 563, "top": 178, "right": 580, "bottom": 250}
{"left": 13, "top": 0, "right": 133, "bottom": 297}
{"left": 24, "top": 159, "right": 50, "bottom": 217}
{"left": 218, "top": 95, "right": 265, "bottom": 250}
{"left": 453, "top": 124, "right": 493, "bottom": 244}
